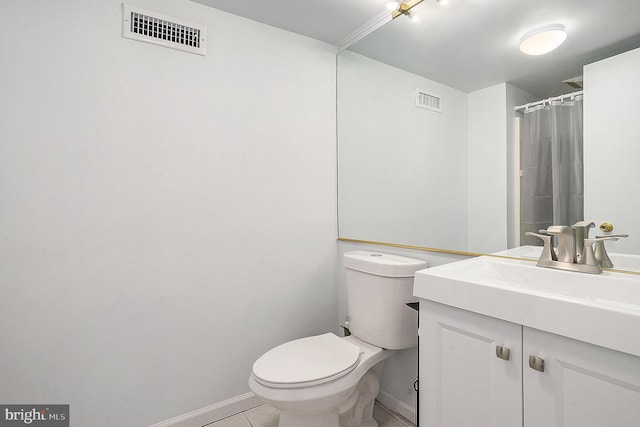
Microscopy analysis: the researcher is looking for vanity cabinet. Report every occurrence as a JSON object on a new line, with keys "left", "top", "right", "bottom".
{"left": 419, "top": 299, "right": 522, "bottom": 427}
{"left": 419, "top": 299, "right": 640, "bottom": 427}
{"left": 524, "top": 327, "right": 640, "bottom": 427}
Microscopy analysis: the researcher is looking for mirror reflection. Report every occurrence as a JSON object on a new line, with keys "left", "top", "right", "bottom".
{"left": 337, "top": 0, "right": 640, "bottom": 267}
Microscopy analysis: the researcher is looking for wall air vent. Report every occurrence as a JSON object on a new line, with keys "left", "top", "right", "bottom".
{"left": 416, "top": 89, "right": 442, "bottom": 112}
{"left": 122, "top": 4, "right": 206, "bottom": 56}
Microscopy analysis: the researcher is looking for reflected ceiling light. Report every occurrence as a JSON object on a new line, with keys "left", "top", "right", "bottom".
{"left": 391, "top": 0, "right": 424, "bottom": 19}
{"left": 519, "top": 24, "right": 567, "bottom": 55}
{"left": 386, "top": 1, "right": 400, "bottom": 11}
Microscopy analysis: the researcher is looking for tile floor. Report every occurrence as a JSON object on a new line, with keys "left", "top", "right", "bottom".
{"left": 204, "top": 401, "right": 414, "bottom": 427}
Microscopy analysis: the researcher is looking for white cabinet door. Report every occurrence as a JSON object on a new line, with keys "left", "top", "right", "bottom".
{"left": 523, "top": 327, "right": 640, "bottom": 427}
{"left": 419, "top": 299, "right": 522, "bottom": 427}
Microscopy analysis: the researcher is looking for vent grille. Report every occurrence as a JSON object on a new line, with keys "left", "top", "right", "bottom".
{"left": 131, "top": 13, "right": 201, "bottom": 47}
{"left": 563, "top": 76, "right": 583, "bottom": 90}
{"left": 122, "top": 4, "right": 206, "bottom": 55}
{"left": 416, "top": 89, "right": 442, "bottom": 112}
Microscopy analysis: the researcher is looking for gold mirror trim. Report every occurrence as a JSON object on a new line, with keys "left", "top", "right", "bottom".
{"left": 604, "top": 268, "right": 640, "bottom": 276}
{"left": 338, "top": 238, "right": 640, "bottom": 276}
{"left": 338, "top": 237, "right": 485, "bottom": 257}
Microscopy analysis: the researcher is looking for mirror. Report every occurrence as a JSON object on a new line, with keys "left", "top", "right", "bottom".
{"left": 337, "top": 0, "right": 640, "bottom": 265}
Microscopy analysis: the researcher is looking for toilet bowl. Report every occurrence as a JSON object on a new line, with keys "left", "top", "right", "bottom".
{"left": 248, "top": 251, "right": 427, "bottom": 427}
{"left": 249, "top": 333, "right": 391, "bottom": 427}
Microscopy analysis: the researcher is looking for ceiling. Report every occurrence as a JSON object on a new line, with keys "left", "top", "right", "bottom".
{"left": 190, "top": 0, "right": 390, "bottom": 45}
{"left": 191, "top": 0, "right": 640, "bottom": 98}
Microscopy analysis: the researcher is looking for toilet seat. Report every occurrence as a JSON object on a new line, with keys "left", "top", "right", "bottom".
{"left": 252, "top": 333, "right": 361, "bottom": 389}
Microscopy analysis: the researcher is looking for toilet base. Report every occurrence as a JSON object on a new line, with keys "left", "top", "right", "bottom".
{"left": 344, "top": 370, "right": 380, "bottom": 427}
{"left": 276, "top": 369, "right": 381, "bottom": 427}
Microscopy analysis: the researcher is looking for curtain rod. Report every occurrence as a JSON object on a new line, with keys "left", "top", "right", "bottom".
{"left": 514, "top": 90, "right": 584, "bottom": 111}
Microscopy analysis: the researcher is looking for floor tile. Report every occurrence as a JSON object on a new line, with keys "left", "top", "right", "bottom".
{"left": 243, "top": 404, "right": 279, "bottom": 427}
{"left": 206, "top": 401, "right": 414, "bottom": 427}
{"left": 373, "top": 404, "right": 402, "bottom": 427}
{"left": 373, "top": 403, "right": 414, "bottom": 427}
{"left": 204, "top": 412, "right": 251, "bottom": 427}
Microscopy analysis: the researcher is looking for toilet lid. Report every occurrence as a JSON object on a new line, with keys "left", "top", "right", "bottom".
{"left": 252, "top": 333, "right": 361, "bottom": 388}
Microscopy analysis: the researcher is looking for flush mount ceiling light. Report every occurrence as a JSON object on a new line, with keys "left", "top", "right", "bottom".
{"left": 519, "top": 24, "right": 567, "bottom": 55}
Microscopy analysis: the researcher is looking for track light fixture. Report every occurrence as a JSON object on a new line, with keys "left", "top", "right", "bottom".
{"left": 389, "top": 0, "right": 425, "bottom": 19}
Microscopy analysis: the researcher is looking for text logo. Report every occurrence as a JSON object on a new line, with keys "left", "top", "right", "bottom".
{"left": 0, "top": 405, "right": 69, "bottom": 426}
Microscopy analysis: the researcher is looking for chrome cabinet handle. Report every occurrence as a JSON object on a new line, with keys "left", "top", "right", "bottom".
{"left": 496, "top": 346, "right": 510, "bottom": 361}
{"left": 529, "top": 355, "right": 545, "bottom": 372}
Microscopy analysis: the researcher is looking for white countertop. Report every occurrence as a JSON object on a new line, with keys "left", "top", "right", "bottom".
{"left": 413, "top": 255, "right": 640, "bottom": 357}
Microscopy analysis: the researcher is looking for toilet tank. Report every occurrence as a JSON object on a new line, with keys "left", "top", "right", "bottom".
{"left": 344, "top": 251, "right": 427, "bottom": 350}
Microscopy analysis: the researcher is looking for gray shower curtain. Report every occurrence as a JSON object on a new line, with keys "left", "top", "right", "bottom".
{"left": 520, "top": 97, "right": 584, "bottom": 246}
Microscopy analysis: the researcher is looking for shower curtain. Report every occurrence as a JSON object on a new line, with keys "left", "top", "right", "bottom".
{"left": 520, "top": 96, "right": 584, "bottom": 246}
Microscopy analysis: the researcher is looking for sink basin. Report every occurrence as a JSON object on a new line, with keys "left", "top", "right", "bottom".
{"left": 413, "top": 256, "right": 640, "bottom": 357}
{"left": 491, "top": 245, "right": 545, "bottom": 260}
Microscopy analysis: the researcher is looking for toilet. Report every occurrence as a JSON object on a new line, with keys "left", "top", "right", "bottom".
{"left": 248, "top": 251, "right": 427, "bottom": 427}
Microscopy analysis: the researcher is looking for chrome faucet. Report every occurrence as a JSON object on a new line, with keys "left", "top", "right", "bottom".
{"left": 546, "top": 225, "right": 575, "bottom": 263}
{"left": 526, "top": 223, "right": 621, "bottom": 274}
{"left": 572, "top": 221, "right": 595, "bottom": 263}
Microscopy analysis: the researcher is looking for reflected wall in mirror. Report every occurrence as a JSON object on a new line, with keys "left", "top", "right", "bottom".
{"left": 337, "top": 0, "right": 640, "bottom": 264}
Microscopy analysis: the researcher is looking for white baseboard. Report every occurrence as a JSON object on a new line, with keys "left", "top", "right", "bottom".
{"left": 376, "top": 389, "right": 417, "bottom": 425}
{"left": 149, "top": 392, "right": 262, "bottom": 427}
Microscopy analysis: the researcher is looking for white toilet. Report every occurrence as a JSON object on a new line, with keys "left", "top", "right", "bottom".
{"left": 248, "top": 251, "right": 427, "bottom": 427}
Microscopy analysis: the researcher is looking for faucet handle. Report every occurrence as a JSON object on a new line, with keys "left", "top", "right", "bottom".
{"left": 583, "top": 236, "right": 620, "bottom": 268}
{"left": 592, "top": 234, "right": 629, "bottom": 268}
{"left": 596, "top": 234, "right": 629, "bottom": 239}
{"left": 525, "top": 232, "right": 557, "bottom": 262}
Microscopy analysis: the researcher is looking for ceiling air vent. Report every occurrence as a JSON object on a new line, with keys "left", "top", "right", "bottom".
{"left": 563, "top": 76, "right": 583, "bottom": 90}
{"left": 122, "top": 4, "right": 206, "bottom": 56}
{"left": 416, "top": 89, "right": 442, "bottom": 113}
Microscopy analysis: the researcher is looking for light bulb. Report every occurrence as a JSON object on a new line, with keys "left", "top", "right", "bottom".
{"left": 386, "top": 1, "right": 400, "bottom": 11}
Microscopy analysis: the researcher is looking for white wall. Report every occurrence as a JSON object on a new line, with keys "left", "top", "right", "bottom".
{"left": 0, "top": 1, "right": 338, "bottom": 426}
{"left": 584, "top": 47, "right": 640, "bottom": 254}
{"left": 467, "top": 84, "right": 508, "bottom": 252}
{"left": 467, "top": 83, "right": 537, "bottom": 252}
{"left": 338, "top": 50, "right": 469, "bottom": 250}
